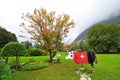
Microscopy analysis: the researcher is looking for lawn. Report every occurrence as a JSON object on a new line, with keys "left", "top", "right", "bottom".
{"left": 11, "top": 54, "right": 120, "bottom": 80}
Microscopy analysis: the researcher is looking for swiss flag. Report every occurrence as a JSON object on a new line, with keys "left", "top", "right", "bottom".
{"left": 73, "top": 52, "right": 88, "bottom": 64}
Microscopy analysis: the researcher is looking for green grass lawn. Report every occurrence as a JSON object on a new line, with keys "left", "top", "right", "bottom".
{"left": 11, "top": 54, "right": 120, "bottom": 80}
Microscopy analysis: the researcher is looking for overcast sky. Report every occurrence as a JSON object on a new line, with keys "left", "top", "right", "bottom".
{"left": 0, "top": 0, "right": 120, "bottom": 43}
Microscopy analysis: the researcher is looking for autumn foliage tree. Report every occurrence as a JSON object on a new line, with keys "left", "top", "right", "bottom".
{"left": 20, "top": 8, "right": 75, "bottom": 62}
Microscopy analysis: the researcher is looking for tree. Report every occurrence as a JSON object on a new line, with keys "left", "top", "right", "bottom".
{"left": 20, "top": 8, "right": 74, "bottom": 62}
{"left": 0, "top": 26, "right": 17, "bottom": 48}
{"left": 1, "top": 42, "right": 26, "bottom": 70}
{"left": 65, "top": 41, "right": 79, "bottom": 51}
{"left": 87, "top": 23, "right": 120, "bottom": 53}
{"left": 21, "top": 40, "right": 32, "bottom": 49}
{"left": 78, "top": 40, "right": 88, "bottom": 51}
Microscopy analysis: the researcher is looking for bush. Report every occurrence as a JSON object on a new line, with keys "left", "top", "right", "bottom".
{"left": 0, "top": 63, "right": 13, "bottom": 80}
{"left": 20, "top": 49, "right": 28, "bottom": 56}
{"left": 10, "top": 60, "right": 21, "bottom": 71}
{"left": 27, "top": 48, "right": 42, "bottom": 56}
{"left": 1, "top": 42, "right": 26, "bottom": 56}
{"left": 1, "top": 42, "right": 26, "bottom": 70}
{"left": 21, "top": 62, "right": 49, "bottom": 71}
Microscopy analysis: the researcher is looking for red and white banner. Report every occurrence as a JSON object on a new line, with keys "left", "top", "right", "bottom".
{"left": 73, "top": 52, "right": 88, "bottom": 64}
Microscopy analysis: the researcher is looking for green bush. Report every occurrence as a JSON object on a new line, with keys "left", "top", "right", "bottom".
{"left": 27, "top": 48, "right": 42, "bottom": 56}
{"left": 1, "top": 42, "right": 26, "bottom": 56}
{"left": 1, "top": 42, "right": 26, "bottom": 70}
{"left": 10, "top": 60, "right": 21, "bottom": 70}
{"left": 20, "top": 49, "right": 28, "bottom": 56}
{"left": 21, "top": 62, "right": 49, "bottom": 71}
{"left": 0, "top": 63, "right": 13, "bottom": 80}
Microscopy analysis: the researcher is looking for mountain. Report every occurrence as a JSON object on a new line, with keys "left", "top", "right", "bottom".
{"left": 74, "top": 10, "right": 120, "bottom": 42}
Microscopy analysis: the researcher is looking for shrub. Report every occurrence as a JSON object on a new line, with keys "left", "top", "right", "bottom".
{"left": 21, "top": 62, "right": 49, "bottom": 71}
{"left": 27, "top": 48, "right": 42, "bottom": 56}
{"left": 1, "top": 42, "right": 26, "bottom": 56}
{"left": 1, "top": 42, "right": 26, "bottom": 70}
{"left": 10, "top": 60, "right": 21, "bottom": 71}
{"left": 0, "top": 63, "right": 13, "bottom": 80}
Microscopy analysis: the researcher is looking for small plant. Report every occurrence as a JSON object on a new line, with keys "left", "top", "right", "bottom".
{"left": 10, "top": 60, "right": 21, "bottom": 71}
{"left": 21, "top": 62, "right": 49, "bottom": 71}
{"left": 0, "top": 63, "right": 13, "bottom": 80}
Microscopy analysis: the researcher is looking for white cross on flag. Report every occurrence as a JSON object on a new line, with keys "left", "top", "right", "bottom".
{"left": 73, "top": 52, "right": 88, "bottom": 64}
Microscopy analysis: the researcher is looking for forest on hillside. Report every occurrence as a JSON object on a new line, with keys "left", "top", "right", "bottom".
{"left": 74, "top": 10, "right": 120, "bottom": 41}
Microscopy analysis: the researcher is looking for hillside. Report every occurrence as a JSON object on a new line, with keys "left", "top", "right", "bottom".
{"left": 74, "top": 10, "right": 120, "bottom": 42}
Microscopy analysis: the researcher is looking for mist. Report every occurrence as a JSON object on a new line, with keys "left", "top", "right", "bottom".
{"left": 0, "top": 0, "right": 120, "bottom": 43}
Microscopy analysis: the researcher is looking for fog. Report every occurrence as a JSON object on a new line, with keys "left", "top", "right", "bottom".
{"left": 0, "top": 0, "right": 120, "bottom": 43}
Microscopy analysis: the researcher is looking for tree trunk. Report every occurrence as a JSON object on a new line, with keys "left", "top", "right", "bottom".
{"left": 16, "top": 55, "right": 19, "bottom": 70}
{"left": 49, "top": 52, "right": 53, "bottom": 63}
{"left": 5, "top": 56, "right": 8, "bottom": 64}
{"left": 49, "top": 50, "right": 57, "bottom": 63}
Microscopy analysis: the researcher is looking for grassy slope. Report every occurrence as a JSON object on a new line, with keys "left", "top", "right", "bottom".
{"left": 12, "top": 54, "right": 120, "bottom": 80}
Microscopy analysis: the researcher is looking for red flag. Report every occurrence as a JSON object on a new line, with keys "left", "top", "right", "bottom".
{"left": 73, "top": 52, "right": 88, "bottom": 64}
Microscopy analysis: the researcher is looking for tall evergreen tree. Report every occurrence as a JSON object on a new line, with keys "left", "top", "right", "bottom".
{"left": 0, "top": 26, "right": 17, "bottom": 48}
